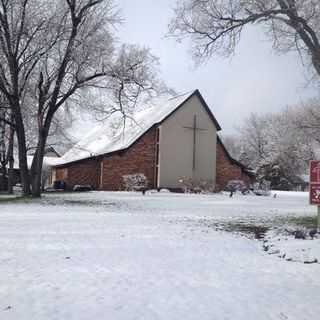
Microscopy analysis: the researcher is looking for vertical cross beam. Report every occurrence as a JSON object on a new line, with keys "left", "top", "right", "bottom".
{"left": 183, "top": 115, "right": 207, "bottom": 173}
{"left": 192, "top": 115, "right": 196, "bottom": 171}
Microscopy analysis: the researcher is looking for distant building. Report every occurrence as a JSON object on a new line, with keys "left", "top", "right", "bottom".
{"left": 0, "top": 148, "right": 60, "bottom": 191}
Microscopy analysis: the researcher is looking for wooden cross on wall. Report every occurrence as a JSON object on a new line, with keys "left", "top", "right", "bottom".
{"left": 183, "top": 115, "right": 208, "bottom": 172}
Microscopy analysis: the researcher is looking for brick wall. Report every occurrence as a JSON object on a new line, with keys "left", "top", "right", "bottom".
{"left": 100, "top": 127, "right": 157, "bottom": 190}
{"left": 216, "top": 139, "right": 252, "bottom": 191}
{"left": 53, "top": 158, "right": 100, "bottom": 190}
{"left": 68, "top": 158, "right": 100, "bottom": 189}
{"left": 54, "top": 167, "right": 67, "bottom": 181}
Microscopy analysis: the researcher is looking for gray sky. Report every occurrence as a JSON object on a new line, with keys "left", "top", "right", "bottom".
{"left": 116, "top": 0, "right": 318, "bottom": 135}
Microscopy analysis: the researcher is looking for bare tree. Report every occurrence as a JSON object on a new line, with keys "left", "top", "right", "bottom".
{"left": 0, "top": 94, "right": 14, "bottom": 193}
{"left": 0, "top": 0, "right": 162, "bottom": 197}
{"left": 233, "top": 108, "right": 314, "bottom": 188}
{"left": 239, "top": 113, "right": 269, "bottom": 168}
{"left": 169, "top": 0, "right": 320, "bottom": 78}
{"left": 294, "top": 98, "right": 320, "bottom": 144}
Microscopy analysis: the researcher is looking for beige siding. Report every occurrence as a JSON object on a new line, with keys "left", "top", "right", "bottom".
{"left": 158, "top": 95, "right": 217, "bottom": 188}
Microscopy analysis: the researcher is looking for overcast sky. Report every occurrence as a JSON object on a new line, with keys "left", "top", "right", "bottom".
{"left": 115, "top": 0, "right": 318, "bottom": 135}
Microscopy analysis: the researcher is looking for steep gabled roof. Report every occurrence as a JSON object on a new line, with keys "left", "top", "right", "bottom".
{"left": 51, "top": 90, "right": 221, "bottom": 167}
{"left": 217, "top": 135, "right": 255, "bottom": 178}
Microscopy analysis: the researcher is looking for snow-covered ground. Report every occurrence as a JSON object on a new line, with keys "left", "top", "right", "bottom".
{"left": 264, "top": 229, "right": 319, "bottom": 264}
{"left": 0, "top": 191, "right": 319, "bottom": 320}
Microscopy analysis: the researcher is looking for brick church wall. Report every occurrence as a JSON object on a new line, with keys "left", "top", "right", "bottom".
{"left": 52, "top": 127, "right": 157, "bottom": 191}
{"left": 54, "top": 158, "right": 100, "bottom": 190}
{"left": 67, "top": 159, "right": 100, "bottom": 189}
{"left": 100, "top": 127, "right": 157, "bottom": 190}
{"left": 55, "top": 167, "right": 67, "bottom": 181}
{"left": 216, "top": 139, "right": 252, "bottom": 191}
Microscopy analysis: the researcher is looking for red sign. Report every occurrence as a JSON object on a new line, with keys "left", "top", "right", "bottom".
{"left": 310, "top": 160, "right": 320, "bottom": 183}
{"left": 310, "top": 184, "right": 320, "bottom": 205}
{"left": 310, "top": 161, "right": 320, "bottom": 205}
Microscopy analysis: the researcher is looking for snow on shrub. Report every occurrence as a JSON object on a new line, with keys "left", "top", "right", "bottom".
{"left": 73, "top": 185, "right": 93, "bottom": 192}
{"left": 253, "top": 189, "right": 271, "bottom": 196}
{"left": 225, "top": 180, "right": 249, "bottom": 193}
{"left": 122, "top": 173, "right": 148, "bottom": 191}
{"left": 159, "top": 188, "right": 171, "bottom": 193}
{"left": 178, "top": 177, "right": 215, "bottom": 194}
{"left": 252, "top": 180, "right": 271, "bottom": 196}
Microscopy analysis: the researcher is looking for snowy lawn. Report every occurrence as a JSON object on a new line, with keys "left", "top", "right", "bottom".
{"left": 0, "top": 191, "right": 319, "bottom": 320}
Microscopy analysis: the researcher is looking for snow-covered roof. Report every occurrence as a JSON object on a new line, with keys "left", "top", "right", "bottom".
{"left": 11, "top": 155, "right": 60, "bottom": 170}
{"left": 53, "top": 90, "right": 220, "bottom": 167}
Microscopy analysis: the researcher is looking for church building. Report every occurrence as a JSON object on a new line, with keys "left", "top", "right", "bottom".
{"left": 51, "top": 90, "right": 254, "bottom": 191}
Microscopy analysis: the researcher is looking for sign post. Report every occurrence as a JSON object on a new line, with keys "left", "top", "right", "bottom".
{"left": 318, "top": 206, "right": 320, "bottom": 233}
{"left": 309, "top": 160, "right": 320, "bottom": 232}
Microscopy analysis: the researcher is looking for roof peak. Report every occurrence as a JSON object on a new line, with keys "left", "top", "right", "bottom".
{"left": 168, "top": 89, "right": 197, "bottom": 101}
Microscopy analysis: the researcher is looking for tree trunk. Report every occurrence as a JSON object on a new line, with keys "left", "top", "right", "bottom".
{"left": 312, "top": 52, "right": 320, "bottom": 78}
{"left": 30, "top": 127, "right": 49, "bottom": 197}
{"left": 13, "top": 107, "right": 31, "bottom": 196}
{"left": 7, "top": 126, "right": 15, "bottom": 194}
{"left": 0, "top": 164, "right": 7, "bottom": 191}
{"left": 31, "top": 152, "right": 44, "bottom": 198}
{"left": 0, "top": 108, "right": 7, "bottom": 192}
{"left": 17, "top": 135, "right": 31, "bottom": 195}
